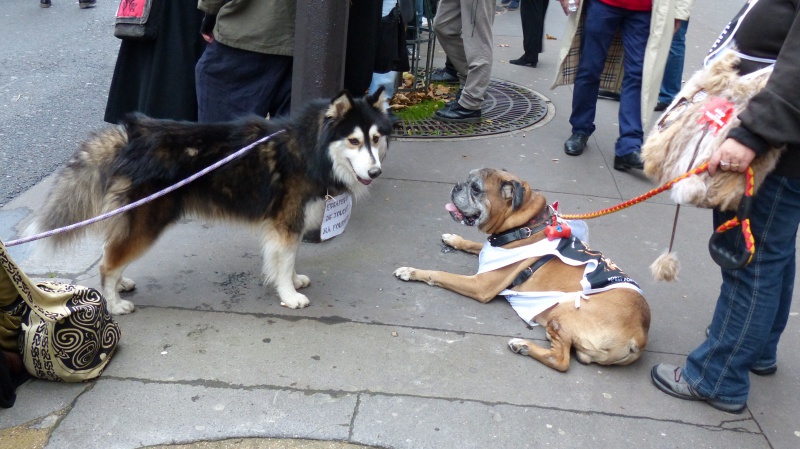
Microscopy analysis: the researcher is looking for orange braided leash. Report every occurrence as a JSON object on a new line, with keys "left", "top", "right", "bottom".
{"left": 560, "top": 163, "right": 757, "bottom": 266}
{"left": 561, "top": 162, "right": 711, "bottom": 220}
{"left": 713, "top": 166, "right": 756, "bottom": 265}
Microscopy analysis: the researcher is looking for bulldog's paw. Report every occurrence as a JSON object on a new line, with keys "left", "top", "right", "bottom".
{"left": 293, "top": 274, "right": 311, "bottom": 289}
{"left": 441, "top": 233, "right": 461, "bottom": 248}
{"left": 508, "top": 338, "right": 531, "bottom": 356}
{"left": 280, "top": 292, "right": 310, "bottom": 309}
{"left": 393, "top": 267, "right": 417, "bottom": 281}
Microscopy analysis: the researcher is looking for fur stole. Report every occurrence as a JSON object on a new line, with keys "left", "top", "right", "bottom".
{"left": 642, "top": 51, "right": 784, "bottom": 211}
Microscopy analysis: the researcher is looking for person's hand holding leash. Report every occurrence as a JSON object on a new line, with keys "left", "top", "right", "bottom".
{"left": 708, "top": 138, "right": 757, "bottom": 176}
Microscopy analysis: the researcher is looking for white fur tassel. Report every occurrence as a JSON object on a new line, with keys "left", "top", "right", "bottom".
{"left": 650, "top": 251, "right": 680, "bottom": 282}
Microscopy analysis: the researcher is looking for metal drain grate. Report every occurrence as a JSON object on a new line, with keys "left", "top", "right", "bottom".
{"left": 393, "top": 79, "right": 550, "bottom": 140}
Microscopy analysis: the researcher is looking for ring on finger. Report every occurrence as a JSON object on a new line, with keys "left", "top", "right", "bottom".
{"left": 720, "top": 161, "right": 730, "bottom": 167}
{"left": 731, "top": 163, "right": 740, "bottom": 168}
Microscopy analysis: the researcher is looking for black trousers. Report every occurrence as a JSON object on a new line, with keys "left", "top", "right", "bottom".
{"left": 519, "top": 0, "right": 549, "bottom": 63}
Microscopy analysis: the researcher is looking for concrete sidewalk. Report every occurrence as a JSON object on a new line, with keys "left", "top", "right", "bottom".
{"left": 1, "top": 2, "right": 798, "bottom": 449}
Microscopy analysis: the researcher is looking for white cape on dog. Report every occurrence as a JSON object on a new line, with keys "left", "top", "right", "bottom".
{"left": 477, "top": 221, "right": 642, "bottom": 326}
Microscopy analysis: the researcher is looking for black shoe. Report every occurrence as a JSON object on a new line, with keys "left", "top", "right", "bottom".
{"left": 430, "top": 68, "right": 459, "bottom": 84}
{"left": 564, "top": 133, "right": 588, "bottom": 156}
{"left": 598, "top": 90, "right": 620, "bottom": 101}
{"left": 655, "top": 102, "right": 670, "bottom": 112}
{"left": 444, "top": 88, "right": 463, "bottom": 109}
{"left": 509, "top": 57, "right": 537, "bottom": 68}
{"left": 434, "top": 102, "right": 481, "bottom": 123}
{"left": 614, "top": 150, "right": 645, "bottom": 171}
{"left": 40, "top": 0, "right": 51, "bottom": 7}
{"left": 705, "top": 326, "right": 778, "bottom": 375}
{"left": 651, "top": 364, "right": 747, "bottom": 414}
{"left": 79, "top": 0, "right": 96, "bottom": 8}
{"left": 387, "top": 110, "right": 401, "bottom": 126}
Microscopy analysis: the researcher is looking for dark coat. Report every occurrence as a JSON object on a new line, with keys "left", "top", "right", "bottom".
{"left": 104, "top": 0, "right": 205, "bottom": 124}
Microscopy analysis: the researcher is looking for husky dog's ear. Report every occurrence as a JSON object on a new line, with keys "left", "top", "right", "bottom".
{"left": 368, "top": 86, "right": 387, "bottom": 112}
{"left": 501, "top": 180, "right": 526, "bottom": 211}
{"left": 327, "top": 90, "right": 355, "bottom": 120}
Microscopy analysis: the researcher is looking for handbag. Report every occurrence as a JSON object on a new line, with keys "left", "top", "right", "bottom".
{"left": 374, "top": 5, "right": 411, "bottom": 74}
{"left": 1, "top": 243, "right": 120, "bottom": 382}
{"left": 114, "top": 0, "right": 160, "bottom": 41}
{"left": 641, "top": 50, "right": 784, "bottom": 212}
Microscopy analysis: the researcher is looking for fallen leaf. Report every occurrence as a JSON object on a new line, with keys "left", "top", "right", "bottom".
{"left": 498, "top": 44, "right": 510, "bottom": 48}
{"left": 546, "top": 34, "right": 557, "bottom": 40}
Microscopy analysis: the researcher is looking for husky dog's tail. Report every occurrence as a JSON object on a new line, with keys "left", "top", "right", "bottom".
{"left": 36, "top": 125, "right": 129, "bottom": 247}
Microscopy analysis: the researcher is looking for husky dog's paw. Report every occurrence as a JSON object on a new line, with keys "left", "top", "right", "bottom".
{"left": 441, "top": 233, "right": 460, "bottom": 247}
{"left": 293, "top": 274, "right": 311, "bottom": 289}
{"left": 280, "top": 292, "right": 310, "bottom": 309}
{"left": 393, "top": 267, "right": 416, "bottom": 281}
{"left": 116, "top": 277, "right": 136, "bottom": 292}
{"left": 508, "top": 338, "right": 531, "bottom": 356}
{"left": 108, "top": 298, "right": 135, "bottom": 315}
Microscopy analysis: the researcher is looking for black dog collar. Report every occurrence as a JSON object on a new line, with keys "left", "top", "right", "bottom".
{"left": 488, "top": 207, "right": 552, "bottom": 247}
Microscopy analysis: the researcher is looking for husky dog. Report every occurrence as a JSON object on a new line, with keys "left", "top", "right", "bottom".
{"left": 37, "top": 90, "right": 392, "bottom": 314}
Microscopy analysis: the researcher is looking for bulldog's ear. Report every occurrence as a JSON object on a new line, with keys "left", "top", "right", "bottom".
{"left": 326, "top": 90, "right": 355, "bottom": 120}
{"left": 501, "top": 180, "right": 527, "bottom": 211}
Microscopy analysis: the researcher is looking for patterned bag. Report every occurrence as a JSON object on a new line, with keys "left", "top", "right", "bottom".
{"left": 1, "top": 242, "right": 120, "bottom": 382}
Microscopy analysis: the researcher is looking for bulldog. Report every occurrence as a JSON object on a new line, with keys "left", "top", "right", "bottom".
{"left": 394, "top": 168, "right": 650, "bottom": 371}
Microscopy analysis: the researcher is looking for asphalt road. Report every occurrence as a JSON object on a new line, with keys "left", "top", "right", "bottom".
{"left": 0, "top": 1, "right": 119, "bottom": 207}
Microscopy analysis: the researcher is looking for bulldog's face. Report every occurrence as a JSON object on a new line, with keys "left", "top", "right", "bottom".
{"left": 446, "top": 168, "right": 546, "bottom": 234}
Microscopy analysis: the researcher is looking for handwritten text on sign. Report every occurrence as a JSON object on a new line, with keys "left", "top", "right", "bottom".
{"left": 320, "top": 193, "right": 352, "bottom": 241}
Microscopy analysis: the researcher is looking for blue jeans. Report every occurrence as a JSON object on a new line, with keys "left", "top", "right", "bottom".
{"left": 683, "top": 174, "right": 800, "bottom": 406}
{"left": 369, "top": 72, "right": 397, "bottom": 110}
{"left": 570, "top": 0, "right": 650, "bottom": 156}
{"left": 658, "top": 20, "right": 688, "bottom": 105}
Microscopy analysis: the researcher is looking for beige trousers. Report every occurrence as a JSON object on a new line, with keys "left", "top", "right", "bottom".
{"left": 433, "top": 0, "right": 496, "bottom": 110}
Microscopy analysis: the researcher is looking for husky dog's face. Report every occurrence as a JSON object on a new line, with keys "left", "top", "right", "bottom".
{"left": 326, "top": 89, "right": 392, "bottom": 196}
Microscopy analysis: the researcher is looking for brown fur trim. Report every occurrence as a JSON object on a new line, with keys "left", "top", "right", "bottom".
{"left": 642, "top": 51, "right": 784, "bottom": 211}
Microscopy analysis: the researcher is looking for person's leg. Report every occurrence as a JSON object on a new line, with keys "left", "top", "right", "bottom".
{"left": 516, "top": 0, "right": 548, "bottom": 63}
{"left": 614, "top": 9, "right": 650, "bottom": 157}
{"left": 369, "top": 72, "right": 398, "bottom": 110}
{"left": 658, "top": 19, "right": 688, "bottom": 106}
{"left": 266, "top": 56, "right": 294, "bottom": 118}
{"left": 458, "top": 0, "right": 496, "bottom": 110}
{"left": 750, "top": 242, "right": 794, "bottom": 373}
{"left": 569, "top": 0, "right": 622, "bottom": 136}
{"left": 433, "top": 0, "right": 468, "bottom": 83}
{"left": 513, "top": 0, "right": 536, "bottom": 65}
{"left": 684, "top": 175, "right": 800, "bottom": 405}
{"left": 196, "top": 43, "right": 292, "bottom": 122}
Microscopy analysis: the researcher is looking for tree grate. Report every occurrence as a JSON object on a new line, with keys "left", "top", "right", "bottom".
{"left": 393, "top": 79, "right": 550, "bottom": 140}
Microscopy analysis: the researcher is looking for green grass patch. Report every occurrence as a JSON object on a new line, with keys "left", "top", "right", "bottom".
{"left": 394, "top": 98, "right": 447, "bottom": 122}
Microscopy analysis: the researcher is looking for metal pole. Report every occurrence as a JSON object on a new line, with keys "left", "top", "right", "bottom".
{"left": 291, "top": 0, "right": 350, "bottom": 117}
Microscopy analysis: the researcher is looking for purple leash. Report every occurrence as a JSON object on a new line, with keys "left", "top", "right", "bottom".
{"left": 4, "top": 129, "right": 285, "bottom": 248}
